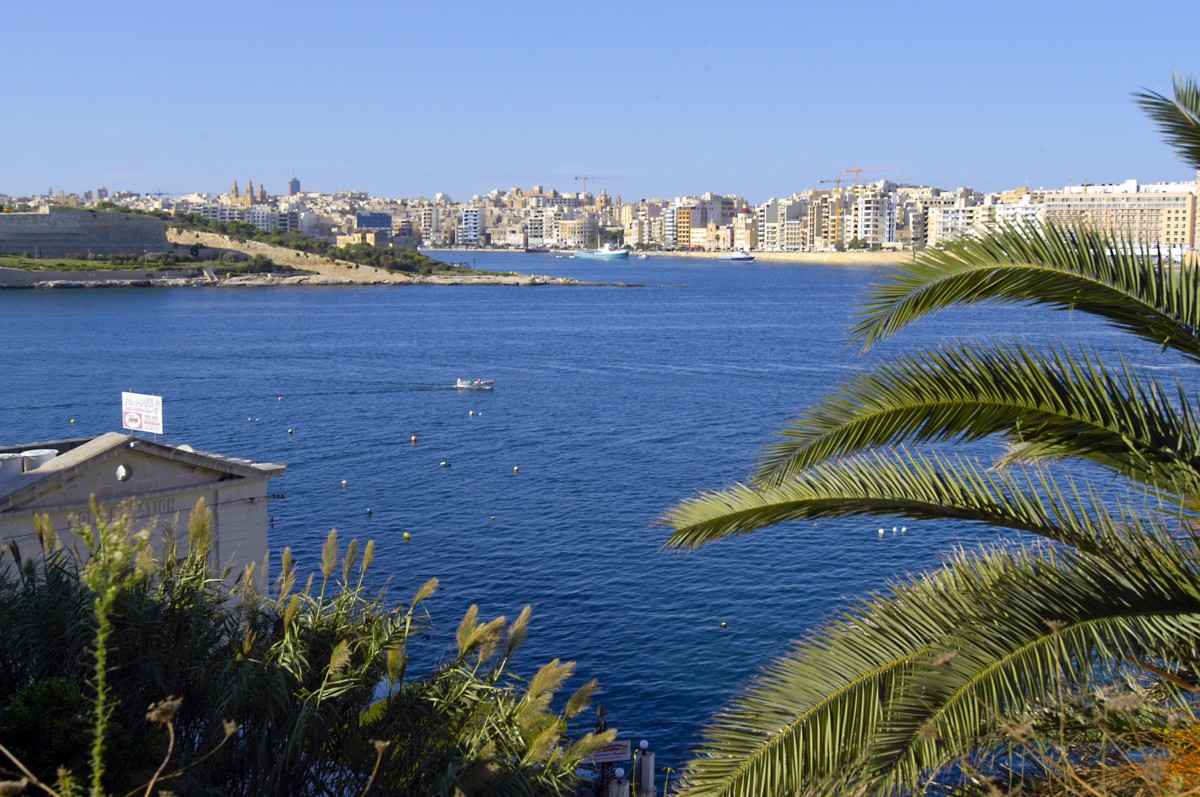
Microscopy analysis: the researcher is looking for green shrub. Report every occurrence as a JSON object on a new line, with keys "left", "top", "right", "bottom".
{"left": 0, "top": 502, "right": 611, "bottom": 796}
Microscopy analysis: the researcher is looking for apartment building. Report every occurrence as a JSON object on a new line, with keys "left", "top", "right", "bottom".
{"left": 675, "top": 206, "right": 695, "bottom": 248}
{"left": 458, "top": 206, "right": 484, "bottom": 245}
{"left": 1043, "top": 187, "right": 1196, "bottom": 253}
{"left": 848, "top": 192, "right": 895, "bottom": 247}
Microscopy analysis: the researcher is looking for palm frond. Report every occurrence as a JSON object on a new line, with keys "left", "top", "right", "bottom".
{"left": 1133, "top": 73, "right": 1200, "bottom": 170}
{"left": 850, "top": 223, "right": 1200, "bottom": 360}
{"left": 664, "top": 449, "right": 1164, "bottom": 554}
{"left": 866, "top": 526, "right": 1200, "bottom": 794}
{"left": 752, "top": 342, "right": 1200, "bottom": 494}
{"left": 678, "top": 524, "right": 1200, "bottom": 797}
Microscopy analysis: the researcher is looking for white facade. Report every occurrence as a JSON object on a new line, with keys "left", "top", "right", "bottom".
{"left": 458, "top": 206, "right": 484, "bottom": 245}
{"left": 0, "top": 433, "right": 284, "bottom": 586}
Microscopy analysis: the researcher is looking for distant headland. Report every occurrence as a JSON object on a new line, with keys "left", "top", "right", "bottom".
{"left": 0, "top": 208, "right": 609, "bottom": 289}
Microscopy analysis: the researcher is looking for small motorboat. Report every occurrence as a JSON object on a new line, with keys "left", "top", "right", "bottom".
{"left": 456, "top": 378, "right": 494, "bottom": 390}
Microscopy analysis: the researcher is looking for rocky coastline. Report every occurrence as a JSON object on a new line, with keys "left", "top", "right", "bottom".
{"left": 0, "top": 270, "right": 613, "bottom": 290}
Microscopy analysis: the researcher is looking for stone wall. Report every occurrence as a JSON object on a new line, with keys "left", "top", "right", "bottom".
{"left": 165, "top": 228, "right": 415, "bottom": 283}
{"left": 0, "top": 207, "right": 169, "bottom": 257}
{"left": 0, "top": 265, "right": 200, "bottom": 287}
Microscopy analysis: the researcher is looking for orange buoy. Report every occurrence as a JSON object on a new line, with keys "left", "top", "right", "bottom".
{"left": 411, "top": 435, "right": 418, "bottom": 445}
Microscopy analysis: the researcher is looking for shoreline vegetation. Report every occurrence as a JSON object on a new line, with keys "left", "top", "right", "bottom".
{"left": 0, "top": 232, "right": 616, "bottom": 289}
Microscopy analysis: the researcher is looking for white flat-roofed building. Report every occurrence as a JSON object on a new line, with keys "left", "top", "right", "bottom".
{"left": 458, "top": 207, "right": 484, "bottom": 245}
{"left": 0, "top": 433, "right": 285, "bottom": 586}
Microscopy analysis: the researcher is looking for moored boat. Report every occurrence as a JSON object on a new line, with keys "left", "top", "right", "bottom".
{"left": 718, "top": 250, "right": 755, "bottom": 262}
{"left": 573, "top": 243, "right": 630, "bottom": 260}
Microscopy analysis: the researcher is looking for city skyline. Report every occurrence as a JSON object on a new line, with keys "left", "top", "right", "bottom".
{"left": 3, "top": 0, "right": 1199, "bottom": 203}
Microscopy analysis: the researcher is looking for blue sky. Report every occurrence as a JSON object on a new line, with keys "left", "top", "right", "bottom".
{"left": 2, "top": 0, "right": 1197, "bottom": 204}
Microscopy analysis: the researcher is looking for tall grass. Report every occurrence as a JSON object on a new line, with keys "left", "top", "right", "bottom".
{"left": 0, "top": 500, "right": 612, "bottom": 796}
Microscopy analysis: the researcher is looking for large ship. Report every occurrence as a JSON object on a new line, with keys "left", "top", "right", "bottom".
{"left": 573, "top": 243, "right": 630, "bottom": 261}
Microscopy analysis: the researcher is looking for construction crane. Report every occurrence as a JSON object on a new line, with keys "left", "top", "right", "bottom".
{"left": 842, "top": 165, "right": 900, "bottom": 186}
{"left": 574, "top": 175, "right": 592, "bottom": 198}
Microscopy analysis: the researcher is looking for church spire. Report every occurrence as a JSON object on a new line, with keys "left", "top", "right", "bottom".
{"left": 231, "top": 179, "right": 240, "bottom": 198}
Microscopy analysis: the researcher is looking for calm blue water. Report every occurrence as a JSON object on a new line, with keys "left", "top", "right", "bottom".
{"left": 0, "top": 253, "right": 1149, "bottom": 769}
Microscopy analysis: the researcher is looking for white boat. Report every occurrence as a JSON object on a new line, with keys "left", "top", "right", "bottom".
{"left": 573, "top": 243, "right": 630, "bottom": 260}
{"left": 456, "top": 378, "right": 494, "bottom": 390}
{"left": 718, "top": 250, "right": 755, "bottom": 262}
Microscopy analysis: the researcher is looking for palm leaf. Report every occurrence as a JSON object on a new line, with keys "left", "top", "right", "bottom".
{"left": 850, "top": 223, "right": 1200, "bottom": 360}
{"left": 678, "top": 525, "right": 1200, "bottom": 797}
{"left": 753, "top": 342, "right": 1200, "bottom": 495}
{"left": 865, "top": 527, "right": 1200, "bottom": 794}
{"left": 1132, "top": 73, "right": 1200, "bottom": 171}
{"left": 664, "top": 449, "right": 1161, "bottom": 554}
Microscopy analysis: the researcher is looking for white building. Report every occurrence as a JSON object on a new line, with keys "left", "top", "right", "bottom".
{"left": 0, "top": 433, "right": 285, "bottom": 586}
{"left": 458, "top": 206, "right": 484, "bottom": 245}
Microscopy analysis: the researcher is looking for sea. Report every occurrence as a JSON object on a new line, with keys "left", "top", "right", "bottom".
{"left": 0, "top": 252, "right": 1146, "bottom": 770}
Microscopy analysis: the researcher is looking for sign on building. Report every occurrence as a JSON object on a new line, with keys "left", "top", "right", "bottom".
{"left": 121, "top": 392, "right": 163, "bottom": 434}
{"left": 581, "top": 740, "right": 632, "bottom": 765}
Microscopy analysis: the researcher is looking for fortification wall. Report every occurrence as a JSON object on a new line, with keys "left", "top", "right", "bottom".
{"left": 0, "top": 266, "right": 200, "bottom": 287}
{"left": 0, "top": 207, "right": 169, "bottom": 257}
{"left": 165, "top": 228, "right": 414, "bottom": 283}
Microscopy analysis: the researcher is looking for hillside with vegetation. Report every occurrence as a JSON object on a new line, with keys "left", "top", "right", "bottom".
{"left": 169, "top": 214, "right": 458, "bottom": 276}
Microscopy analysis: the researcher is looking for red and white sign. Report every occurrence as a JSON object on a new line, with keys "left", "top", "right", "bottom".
{"left": 122, "top": 391, "right": 163, "bottom": 434}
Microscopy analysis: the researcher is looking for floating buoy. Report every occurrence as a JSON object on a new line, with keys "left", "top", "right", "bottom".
{"left": 403, "top": 531, "right": 411, "bottom": 541}
{"left": 366, "top": 508, "right": 372, "bottom": 516}
{"left": 719, "top": 621, "right": 728, "bottom": 629}
{"left": 411, "top": 435, "right": 418, "bottom": 444}
{"left": 513, "top": 466, "right": 519, "bottom": 474}
{"left": 878, "top": 528, "right": 885, "bottom": 536}
{"left": 70, "top": 419, "right": 75, "bottom": 425}
{"left": 440, "top": 461, "right": 450, "bottom": 468}
{"left": 901, "top": 526, "right": 907, "bottom": 534}
{"left": 341, "top": 480, "right": 348, "bottom": 488}
{"left": 469, "top": 410, "right": 474, "bottom": 417}
{"left": 892, "top": 526, "right": 898, "bottom": 536}
{"left": 287, "top": 428, "right": 293, "bottom": 435}
{"left": 248, "top": 417, "right": 252, "bottom": 422}
{"left": 277, "top": 396, "right": 282, "bottom": 401}
{"left": 490, "top": 516, "right": 495, "bottom": 521}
